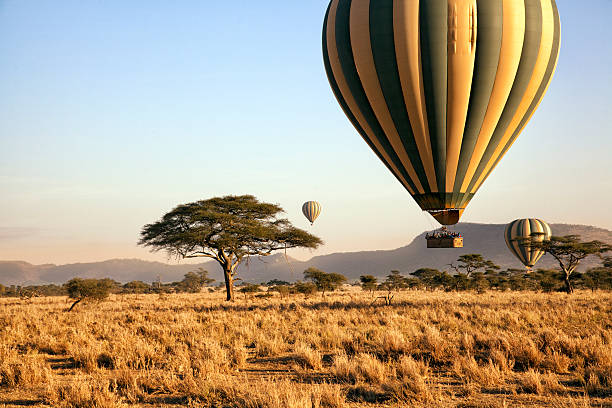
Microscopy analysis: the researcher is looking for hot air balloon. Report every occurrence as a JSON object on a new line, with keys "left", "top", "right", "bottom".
{"left": 505, "top": 219, "right": 551, "bottom": 270}
{"left": 302, "top": 201, "right": 322, "bottom": 225}
{"left": 322, "top": 0, "right": 560, "bottom": 228}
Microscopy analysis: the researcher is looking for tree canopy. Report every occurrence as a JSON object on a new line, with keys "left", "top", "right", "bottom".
{"left": 303, "top": 267, "right": 347, "bottom": 296}
{"left": 449, "top": 254, "right": 500, "bottom": 277}
{"left": 139, "top": 195, "right": 323, "bottom": 301}
{"left": 359, "top": 275, "right": 378, "bottom": 293}
{"left": 65, "top": 278, "right": 115, "bottom": 312}
{"left": 529, "top": 235, "right": 612, "bottom": 293}
{"left": 178, "top": 268, "right": 215, "bottom": 293}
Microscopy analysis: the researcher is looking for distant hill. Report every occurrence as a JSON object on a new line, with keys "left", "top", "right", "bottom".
{"left": 0, "top": 223, "right": 610, "bottom": 286}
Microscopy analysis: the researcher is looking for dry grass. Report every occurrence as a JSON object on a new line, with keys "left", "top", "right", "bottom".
{"left": 0, "top": 289, "right": 610, "bottom": 407}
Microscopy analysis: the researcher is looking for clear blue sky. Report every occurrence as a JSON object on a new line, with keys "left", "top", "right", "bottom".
{"left": 0, "top": 0, "right": 610, "bottom": 265}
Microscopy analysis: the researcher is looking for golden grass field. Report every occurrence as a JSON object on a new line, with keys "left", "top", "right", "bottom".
{"left": 1, "top": 289, "right": 611, "bottom": 408}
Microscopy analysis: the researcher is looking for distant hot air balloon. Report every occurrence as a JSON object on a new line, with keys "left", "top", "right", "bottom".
{"left": 302, "top": 201, "right": 322, "bottom": 225}
{"left": 322, "top": 0, "right": 560, "bottom": 226}
{"left": 505, "top": 219, "right": 551, "bottom": 270}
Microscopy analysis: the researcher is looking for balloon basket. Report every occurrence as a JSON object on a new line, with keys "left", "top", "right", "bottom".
{"left": 426, "top": 228, "right": 464, "bottom": 248}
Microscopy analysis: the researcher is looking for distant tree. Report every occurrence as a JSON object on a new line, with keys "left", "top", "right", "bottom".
{"left": 303, "top": 267, "right": 347, "bottom": 296}
{"left": 18, "top": 287, "right": 39, "bottom": 300}
{"left": 449, "top": 254, "right": 500, "bottom": 277}
{"left": 529, "top": 269, "right": 564, "bottom": 293}
{"left": 267, "top": 279, "right": 290, "bottom": 286}
{"left": 270, "top": 284, "right": 291, "bottom": 299}
{"left": 470, "top": 272, "right": 490, "bottom": 293}
{"left": 376, "top": 270, "right": 408, "bottom": 305}
{"left": 178, "top": 268, "right": 215, "bottom": 293}
{"left": 123, "top": 281, "right": 151, "bottom": 294}
{"left": 385, "top": 270, "right": 408, "bottom": 290}
{"left": 27, "top": 284, "right": 66, "bottom": 297}
{"left": 239, "top": 283, "right": 262, "bottom": 299}
{"left": 580, "top": 256, "right": 612, "bottom": 292}
{"left": 450, "top": 273, "right": 470, "bottom": 291}
{"left": 529, "top": 235, "right": 612, "bottom": 294}
{"left": 0, "top": 284, "right": 5, "bottom": 297}
{"left": 413, "top": 268, "right": 452, "bottom": 291}
{"left": 359, "top": 275, "right": 378, "bottom": 294}
{"left": 404, "top": 277, "right": 423, "bottom": 290}
{"left": 139, "top": 195, "right": 322, "bottom": 301}
{"left": 293, "top": 281, "right": 317, "bottom": 297}
{"left": 65, "top": 278, "right": 115, "bottom": 312}
{"left": 494, "top": 269, "right": 532, "bottom": 291}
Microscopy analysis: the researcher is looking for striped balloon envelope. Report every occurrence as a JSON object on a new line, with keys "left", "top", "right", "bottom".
{"left": 322, "top": 0, "right": 560, "bottom": 225}
{"left": 504, "top": 219, "right": 552, "bottom": 269}
{"left": 302, "top": 201, "right": 322, "bottom": 225}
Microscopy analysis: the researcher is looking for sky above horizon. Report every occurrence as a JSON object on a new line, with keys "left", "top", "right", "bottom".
{"left": 1, "top": 0, "right": 611, "bottom": 266}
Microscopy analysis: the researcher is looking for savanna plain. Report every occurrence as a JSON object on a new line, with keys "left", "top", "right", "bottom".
{"left": 1, "top": 289, "right": 611, "bottom": 408}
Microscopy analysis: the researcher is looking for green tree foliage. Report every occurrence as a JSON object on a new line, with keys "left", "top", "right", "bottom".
{"left": 412, "top": 268, "right": 452, "bottom": 291}
{"left": 470, "top": 272, "right": 490, "bottom": 293}
{"left": 267, "top": 279, "right": 290, "bottom": 286}
{"left": 178, "top": 268, "right": 215, "bottom": 293}
{"left": 449, "top": 254, "right": 500, "bottom": 277}
{"left": 359, "top": 275, "right": 378, "bottom": 293}
{"left": 529, "top": 235, "right": 612, "bottom": 294}
{"left": 64, "top": 278, "right": 115, "bottom": 312}
{"left": 383, "top": 270, "right": 407, "bottom": 290}
{"left": 294, "top": 281, "right": 317, "bottom": 296}
{"left": 270, "top": 284, "right": 291, "bottom": 298}
{"left": 139, "top": 195, "right": 323, "bottom": 301}
{"left": 579, "top": 256, "right": 612, "bottom": 292}
{"left": 0, "top": 284, "right": 66, "bottom": 298}
{"left": 238, "top": 283, "right": 262, "bottom": 299}
{"left": 122, "top": 281, "right": 151, "bottom": 294}
{"left": 376, "top": 270, "right": 408, "bottom": 305}
{"left": 303, "top": 267, "right": 347, "bottom": 296}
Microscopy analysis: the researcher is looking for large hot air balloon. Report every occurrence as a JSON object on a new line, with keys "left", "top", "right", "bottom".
{"left": 505, "top": 218, "right": 551, "bottom": 270}
{"left": 302, "top": 201, "right": 322, "bottom": 225}
{"left": 322, "top": 0, "right": 560, "bottom": 226}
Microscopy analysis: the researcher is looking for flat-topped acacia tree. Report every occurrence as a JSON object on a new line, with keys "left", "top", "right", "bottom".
{"left": 529, "top": 235, "right": 611, "bottom": 294}
{"left": 138, "top": 195, "right": 323, "bottom": 301}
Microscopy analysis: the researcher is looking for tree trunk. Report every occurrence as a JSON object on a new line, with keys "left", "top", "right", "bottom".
{"left": 67, "top": 298, "right": 82, "bottom": 312}
{"left": 223, "top": 267, "right": 234, "bottom": 301}
{"left": 564, "top": 272, "right": 574, "bottom": 294}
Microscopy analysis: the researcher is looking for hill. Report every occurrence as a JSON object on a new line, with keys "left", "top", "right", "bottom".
{"left": 0, "top": 223, "right": 610, "bottom": 285}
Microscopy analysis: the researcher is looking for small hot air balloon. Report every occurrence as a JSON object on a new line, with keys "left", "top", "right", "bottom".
{"left": 302, "top": 201, "right": 322, "bottom": 225}
{"left": 322, "top": 0, "right": 560, "bottom": 227}
{"left": 505, "top": 219, "right": 551, "bottom": 271}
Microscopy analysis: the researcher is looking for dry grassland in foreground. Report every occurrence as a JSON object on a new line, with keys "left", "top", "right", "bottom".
{"left": 0, "top": 290, "right": 611, "bottom": 408}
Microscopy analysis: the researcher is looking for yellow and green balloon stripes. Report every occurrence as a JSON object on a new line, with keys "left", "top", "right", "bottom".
{"left": 302, "top": 201, "right": 322, "bottom": 224}
{"left": 504, "top": 218, "right": 552, "bottom": 268}
{"left": 323, "top": 0, "right": 560, "bottom": 225}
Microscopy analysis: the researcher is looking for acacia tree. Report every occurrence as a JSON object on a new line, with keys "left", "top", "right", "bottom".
{"left": 65, "top": 278, "right": 115, "bottom": 312}
{"left": 376, "top": 270, "right": 408, "bottom": 305}
{"left": 303, "top": 267, "right": 347, "bottom": 296}
{"left": 139, "top": 195, "right": 322, "bottom": 301}
{"left": 179, "top": 268, "right": 215, "bottom": 293}
{"left": 359, "top": 275, "right": 378, "bottom": 294}
{"left": 448, "top": 254, "right": 500, "bottom": 278}
{"left": 529, "top": 235, "right": 611, "bottom": 294}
